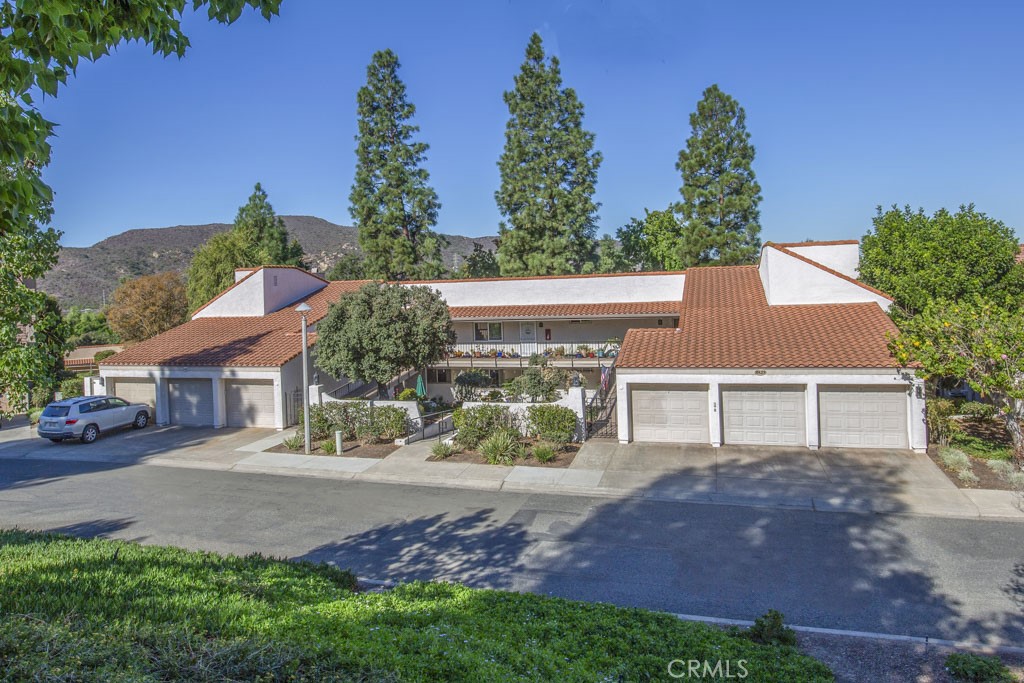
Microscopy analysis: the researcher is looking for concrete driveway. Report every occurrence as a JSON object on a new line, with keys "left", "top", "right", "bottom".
{"left": 0, "top": 423, "right": 276, "bottom": 469}
{"left": 575, "top": 441, "right": 1017, "bottom": 518}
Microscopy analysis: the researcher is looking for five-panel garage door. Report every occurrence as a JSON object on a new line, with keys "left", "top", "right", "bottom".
{"left": 168, "top": 379, "right": 214, "bottom": 426}
{"left": 631, "top": 385, "right": 709, "bottom": 443}
{"left": 226, "top": 380, "right": 276, "bottom": 428}
{"left": 109, "top": 378, "right": 156, "bottom": 409}
{"left": 722, "top": 386, "right": 806, "bottom": 446}
{"left": 819, "top": 386, "right": 908, "bottom": 449}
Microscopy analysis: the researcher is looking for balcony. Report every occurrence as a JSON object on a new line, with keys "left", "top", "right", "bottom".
{"left": 439, "top": 341, "right": 619, "bottom": 368}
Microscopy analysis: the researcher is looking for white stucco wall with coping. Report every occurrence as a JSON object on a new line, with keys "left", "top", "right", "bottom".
{"left": 615, "top": 368, "right": 926, "bottom": 452}
{"left": 759, "top": 247, "right": 890, "bottom": 309}
{"left": 786, "top": 243, "right": 860, "bottom": 279}
{"left": 463, "top": 386, "right": 588, "bottom": 441}
{"left": 416, "top": 273, "right": 686, "bottom": 307}
{"left": 193, "top": 267, "right": 326, "bottom": 319}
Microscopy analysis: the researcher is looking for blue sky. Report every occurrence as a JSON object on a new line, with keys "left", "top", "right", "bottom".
{"left": 41, "top": 0, "right": 1024, "bottom": 247}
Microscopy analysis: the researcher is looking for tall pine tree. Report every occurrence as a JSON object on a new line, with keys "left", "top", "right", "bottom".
{"left": 496, "top": 33, "right": 601, "bottom": 276}
{"left": 350, "top": 49, "right": 444, "bottom": 281}
{"left": 185, "top": 183, "right": 305, "bottom": 312}
{"left": 675, "top": 85, "right": 762, "bottom": 267}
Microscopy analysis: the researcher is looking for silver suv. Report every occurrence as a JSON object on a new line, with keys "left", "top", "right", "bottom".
{"left": 37, "top": 395, "right": 152, "bottom": 444}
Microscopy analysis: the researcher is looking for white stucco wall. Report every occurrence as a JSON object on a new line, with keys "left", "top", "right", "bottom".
{"left": 193, "top": 267, "right": 326, "bottom": 319}
{"left": 759, "top": 247, "right": 890, "bottom": 309}
{"left": 452, "top": 317, "right": 671, "bottom": 347}
{"left": 415, "top": 272, "right": 686, "bottom": 307}
{"left": 615, "top": 367, "right": 926, "bottom": 452}
{"left": 785, "top": 243, "right": 860, "bottom": 279}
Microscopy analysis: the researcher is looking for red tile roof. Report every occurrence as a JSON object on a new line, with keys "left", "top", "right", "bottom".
{"left": 102, "top": 281, "right": 368, "bottom": 367}
{"left": 449, "top": 301, "right": 681, "bottom": 320}
{"left": 616, "top": 266, "right": 900, "bottom": 369}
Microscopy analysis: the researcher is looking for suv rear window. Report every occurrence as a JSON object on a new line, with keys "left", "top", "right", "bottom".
{"left": 41, "top": 405, "right": 70, "bottom": 418}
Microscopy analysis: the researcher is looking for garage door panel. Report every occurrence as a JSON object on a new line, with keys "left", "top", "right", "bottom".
{"left": 110, "top": 379, "right": 156, "bottom": 408}
{"left": 631, "top": 385, "right": 709, "bottom": 443}
{"left": 226, "top": 380, "right": 276, "bottom": 428}
{"left": 819, "top": 387, "right": 908, "bottom": 449}
{"left": 168, "top": 379, "right": 213, "bottom": 427}
{"left": 723, "top": 387, "right": 806, "bottom": 446}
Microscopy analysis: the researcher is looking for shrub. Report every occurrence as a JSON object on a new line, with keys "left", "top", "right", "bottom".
{"left": 397, "top": 388, "right": 418, "bottom": 401}
{"left": 58, "top": 377, "right": 84, "bottom": 400}
{"left": 480, "top": 429, "right": 523, "bottom": 466}
{"left": 28, "top": 408, "right": 43, "bottom": 425}
{"left": 506, "top": 364, "right": 568, "bottom": 402}
{"left": 454, "top": 405, "right": 518, "bottom": 450}
{"left": 986, "top": 460, "right": 1015, "bottom": 476}
{"left": 939, "top": 447, "right": 971, "bottom": 471}
{"left": 744, "top": 609, "right": 798, "bottom": 647}
{"left": 370, "top": 405, "right": 409, "bottom": 441}
{"left": 532, "top": 442, "right": 557, "bottom": 463}
{"left": 482, "top": 389, "right": 504, "bottom": 402}
{"left": 959, "top": 401, "right": 998, "bottom": 420}
{"left": 944, "top": 652, "right": 1014, "bottom": 682}
{"left": 431, "top": 441, "right": 457, "bottom": 459}
{"left": 957, "top": 469, "right": 980, "bottom": 484}
{"left": 282, "top": 433, "right": 305, "bottom": 451}
{"left": 94, "top": 349, "right": 117, "bottom": 363}
{"left": 927, "top": 398, "right": 961, "bottom": 446}
{"left": 526, "top": 404, "right": 577, "bottom": 445}
{"left": 30, "top": 384, "right": 55, "bottom": 409}
{"left": 453, "top": 369, "right": 491, "bottom": 402}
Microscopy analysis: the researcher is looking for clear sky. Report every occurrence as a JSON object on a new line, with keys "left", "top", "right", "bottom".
{"left": 40, "top": 0, "right": 1024, "bottom": 248}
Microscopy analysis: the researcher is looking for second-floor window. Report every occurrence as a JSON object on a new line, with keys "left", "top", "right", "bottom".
{"left": 474, "top": 322, "right": 503, "bottom": 342}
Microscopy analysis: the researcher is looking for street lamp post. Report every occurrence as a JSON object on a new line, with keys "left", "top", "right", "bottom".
{"left": 295, "top": 302, "right": 313, "bottom": 455}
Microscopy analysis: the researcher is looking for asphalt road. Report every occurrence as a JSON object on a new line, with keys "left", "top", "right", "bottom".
{"left": 1, "top": 459, "right": 1022, "bottom": 646}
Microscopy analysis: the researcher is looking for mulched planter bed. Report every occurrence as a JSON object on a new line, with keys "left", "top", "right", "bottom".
{"left": 927, "top": 445, "right": 1015, "bottom": 490}
{"left": 429, "top": 442, "right": 581, "bottom": 468}
{"left": 267, "top": 442, "right": 398, "bottom": 459}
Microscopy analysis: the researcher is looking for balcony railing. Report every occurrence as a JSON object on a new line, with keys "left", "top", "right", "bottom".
{"left": 448, "top": 340, "right": 619, "bottom": 361}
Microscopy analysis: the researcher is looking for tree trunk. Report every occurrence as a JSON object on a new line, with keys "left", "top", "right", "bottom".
{"left": 1005, "top": 398, "right": 1024, "bottom": 468}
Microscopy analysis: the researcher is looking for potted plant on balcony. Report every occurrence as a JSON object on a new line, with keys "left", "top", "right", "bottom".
{"left": 488, "top": 348, "right": 498, "bottom": 358}
{"left": 576, "top": 344, "right": 591, "bottom": 359}
{"left": 552, "top": 345, "right": 566, "bottom": 358}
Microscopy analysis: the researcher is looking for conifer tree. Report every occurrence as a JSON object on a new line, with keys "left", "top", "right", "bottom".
{"left": 350, "top": 49, "right": 443, "bottom": 281}
{"left": 496, "top": 33, "right": 601, "bottom": 276}
{"left": 675, "top": 85, "right": 762, "bottom": 267}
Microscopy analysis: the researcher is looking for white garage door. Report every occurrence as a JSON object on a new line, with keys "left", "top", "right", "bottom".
{"left": 110, "top": 378, "right": 156, "bottom": 408}
{"left": 168, "top": 379, "right": 214, "bottom": 426}
{"left": 819, "top": 386, "right": 908, "bottom": 449}
{"left": 631, "top": 385, "right": 709, "bottom": 443}
{"left": 723, "top": 386, "right": 806, "bottom": 446}
{"left": 226, "top": 380, "right": 276, "bottom": 428}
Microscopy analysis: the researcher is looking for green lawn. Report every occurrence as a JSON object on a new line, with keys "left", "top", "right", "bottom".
{"left": 0, "top": 530, "right": 832, "bottom": 682}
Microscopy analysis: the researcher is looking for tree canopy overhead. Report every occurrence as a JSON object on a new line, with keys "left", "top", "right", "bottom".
{"left": 0, "top": 0, "right": 280, "bottom": 419}
{"left": 860, "top": 205, "right": 1024, "bottom": 320}
{"left": 315, "top": 283, "right": 455, "bottom": 392}
{"left": 495, "top": 33, "right": 601, "bottom": 277}
{"left": 350, "top": 49, "right": 444, "bottom": 281}
{"left": 186, "top": 182, "right": 305, "bottom": 312}
{"left": 675, "top": 84, "right": 762, "bottom": 268}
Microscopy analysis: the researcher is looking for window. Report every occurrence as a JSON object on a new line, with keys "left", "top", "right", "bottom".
{"left": 42, "top": 405, "right": 70, "bottom": 418}
{"left": 108, "top": 398, "right": 129, "bottom": 407}
{"left": 80, "top": 399, "right": 108, "bottom": 414}
{"left": 474, "top": 322, "right": 503, "bottom": 341}
{"left": 427, "top": 369, "right": 451, "bottom": 384}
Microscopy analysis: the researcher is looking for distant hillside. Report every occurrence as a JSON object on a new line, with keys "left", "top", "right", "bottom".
{"left": 39, "top": 216, "right": 497, "bottom": 309}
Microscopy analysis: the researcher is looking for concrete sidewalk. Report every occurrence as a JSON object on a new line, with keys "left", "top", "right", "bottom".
{"left": 3, "top": 423, "right": 1021, "bottom": 520}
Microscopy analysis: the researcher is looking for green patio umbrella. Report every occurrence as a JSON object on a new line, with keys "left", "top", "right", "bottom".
{"left": 415, "top": 373, "right": 426, "bottom": 398}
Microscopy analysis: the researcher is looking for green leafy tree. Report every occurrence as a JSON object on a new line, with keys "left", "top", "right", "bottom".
{"left": 107, "top": 272, "right": 188, "bottom": 343}
{"left": 582, "top": 235, "right": 631, "bottom": 274}
{"left": 454, "top": 243, "right": 500, "bottom": 279}
{"left": 496, "top": 33, "right": 602, "bottom": 276}
{"left": 891, "top": 296, "right": 1024, "bottom": 466}
{"left": 350, "top": 49, "right": 444, "bottom": 281}
{"left": 316, "top": 283, "right": 455, "bottom": 394}
{"left": 0, "top": 0, "right": 280, "bottom": 420}
{"left": 326, "top": 252, "right": 366, "bottom": 281}
{"left": 860, "top": 205, "right": 1024, "bottom": 320}
{"left": 617, "top": 208, "right": 685, "bottom": 271}
{"left": 186, "top": 182, "right": 304, "bottom": 311}
{"left": 65, "top": 307, "right": 119, "bottom": 346}
{"left": 675, "top": 84, "right": 762, "bottom": 268}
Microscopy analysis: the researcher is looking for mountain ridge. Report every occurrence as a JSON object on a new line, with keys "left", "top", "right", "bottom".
{"left": 39, "top": 215, "right": 497, "bottom": 309}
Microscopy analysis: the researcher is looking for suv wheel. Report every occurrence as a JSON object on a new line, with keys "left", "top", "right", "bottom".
{"left": 80, "top": 424, "right": 99, "bottom": 444}
{"left": 133, "top": 411, "right": 149, "bottom": 429}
